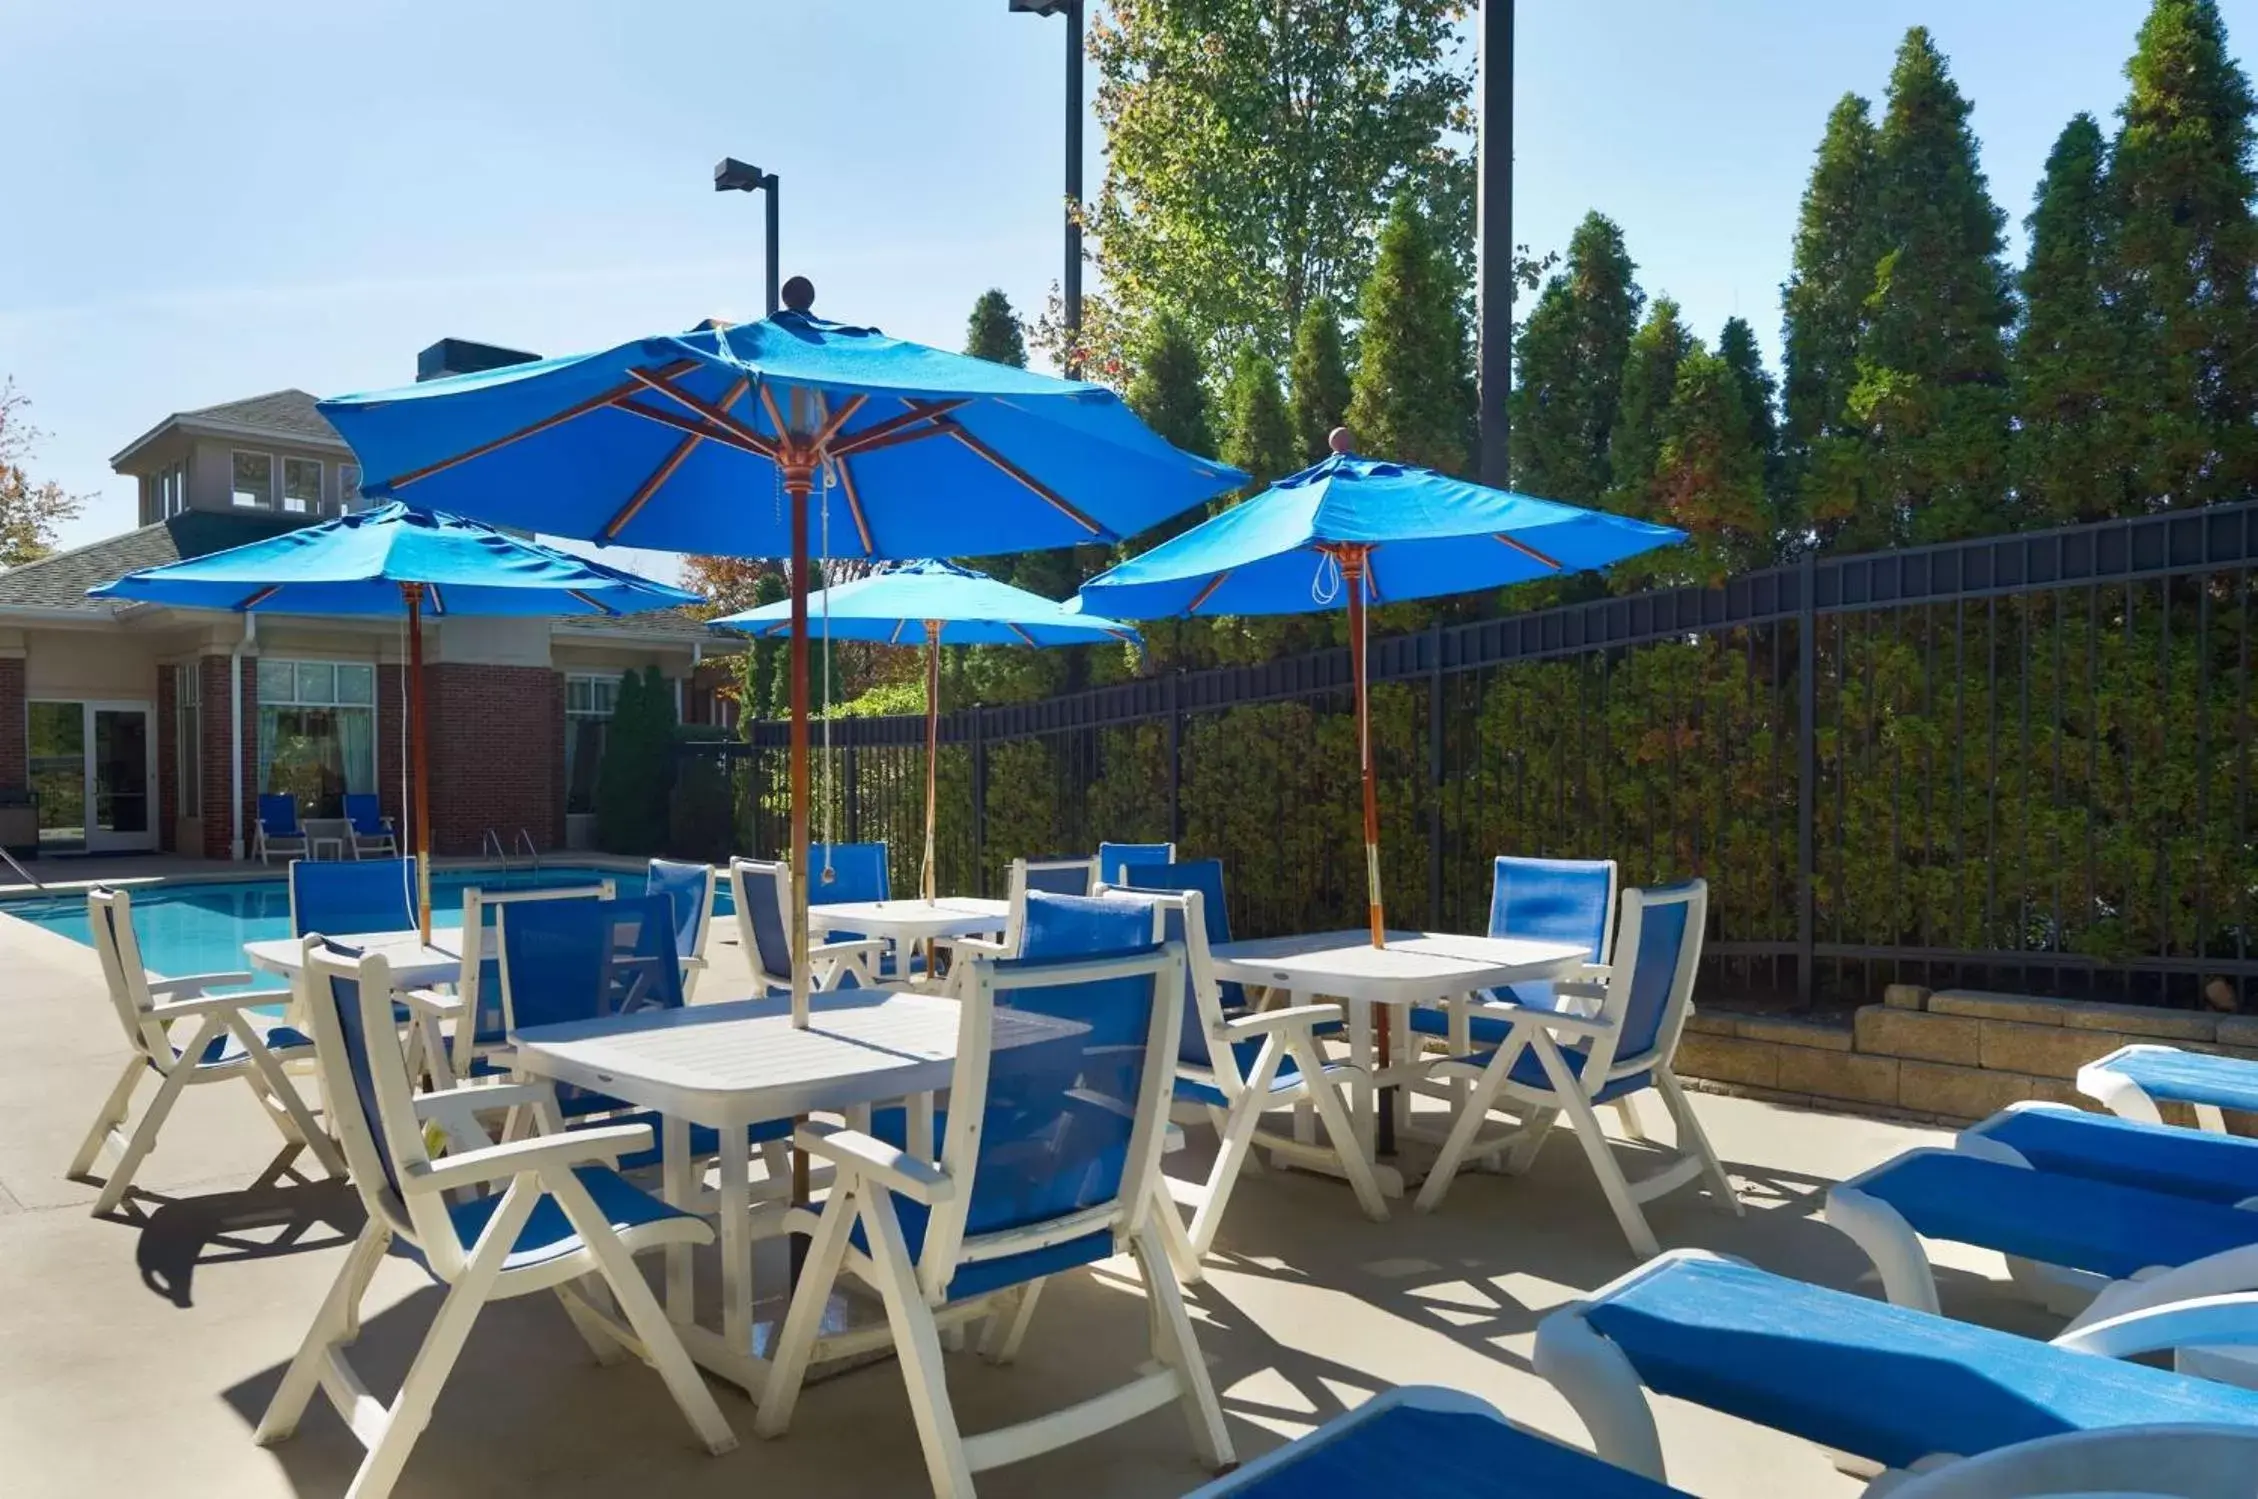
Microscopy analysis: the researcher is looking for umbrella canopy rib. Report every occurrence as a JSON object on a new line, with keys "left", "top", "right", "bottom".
{"left": 387, "top": 359, "right": 701, "bottom": 490}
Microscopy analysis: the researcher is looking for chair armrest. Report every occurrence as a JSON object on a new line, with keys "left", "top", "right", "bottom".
{"left": 146, "top": 971, "right": 259, "bottom": 999}
{"left": 678, "top": 954, "right": 709, "bottom": 972}
{"left": 947, "top": 936, "right": 1010, "bottom": 961}
{"left": 1222, "top": 1003, "right": 1345, "bottom": 1039}
{"left": 1463, "top": 998, "right": 1615, "bottom": 1040}
{"left": 397, "top": 987, "right": 464, "bottom": 1019}
{"left": 812, "top": 937, "right": 887, "bottom": 962}
{"left": 403, "top": 1122, "right": 652, "bottom": 1195}
{"left": 796, "top": 1120, "right": 956, "bottom": 1204}
{"left": 412, "top": 1079, "right": 554, "bottom": 1118}
{"left": 147, "top": 987, "right": 276, "bottom": 1020}
{"left": 2054, "top": 1291, "right": 2258, "bottom": 1361}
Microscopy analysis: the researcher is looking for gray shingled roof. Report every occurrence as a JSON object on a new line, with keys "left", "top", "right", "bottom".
{"left": 178, "top": 389, "right": 344, "bottom": 445}
{"left": 0, "top": 512, "right": 312, "bottom": 613}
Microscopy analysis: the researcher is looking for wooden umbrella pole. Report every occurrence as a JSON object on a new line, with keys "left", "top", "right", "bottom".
{"left": 404, "top": 583, "right": 434, "bottom": 944}
{"left": 921, "top": 620, "right": 940, "bottom": 903}
{"left": 1343, "top": 548, "right": 1396, "bottom": 1156}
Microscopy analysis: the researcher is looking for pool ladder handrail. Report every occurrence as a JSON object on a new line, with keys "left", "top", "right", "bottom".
{"left": 481, "top": 828, "right": 510, "bottom": 872}
{"left": 514, "top": 828, "right": 539, "bottom": 879}
{"left": 0, "top": 844, "right": 50, "bottom": 894}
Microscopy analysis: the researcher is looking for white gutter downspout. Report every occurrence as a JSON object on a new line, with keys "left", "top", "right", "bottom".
{"left": 229, "top": 614, "right": 255, "bottom": 860}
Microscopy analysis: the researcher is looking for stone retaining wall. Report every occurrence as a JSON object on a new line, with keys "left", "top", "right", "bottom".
{"left": 1676, "top": 986, "right": 2258, "bottom": 1125}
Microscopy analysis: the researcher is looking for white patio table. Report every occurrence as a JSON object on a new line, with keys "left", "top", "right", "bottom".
{"left": 806, "top": 896, "right": 1008, "bottom": 985}
{"left": 509, "top": 987, "right": 1077, "bottom": 1398}
{"left": 1205, "top": 929, "right": 1589, "bottom": 1195}
{"left": 246, "top": 927, "right": 484, "bottom": 1086}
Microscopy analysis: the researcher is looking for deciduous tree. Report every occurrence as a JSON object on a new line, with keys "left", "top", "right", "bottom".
{"left": 0, "top": 380, "right": 84, "bottom": 567}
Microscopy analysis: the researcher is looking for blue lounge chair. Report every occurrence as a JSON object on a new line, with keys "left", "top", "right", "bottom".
{"left": 1407, "top": 855, "right": 1618, "bottom": 1047}
{"left": 254, "top": 792, "right": 308, "bottom": 864}
{"left": 256, "top": 934, "right": 735, "bottom": 1499}
{"left": 1962, "top": 1101, "right": 2258, "bottom": 1207}
{"left": 1096, "top": 839, "right": 1175, "bottom": 885}
{"left": 1414, "top": 880, "right": 1739, "bottom": 1256}
{"left": 1535, "top": 1249, "right": 2258, "bottom": 1490}
{"left": 2082, "top": 1043, "right": 2258, "bottom": 1133}
{"left": 644, "top": 857, "right": 716, "bottom": 999}
{"left": 496, "top": 894, "right": 790, "bottom": 1176}
{"left": 1827, "top": 1144, "right": 2258, "bottom": 1335}
{"left": 342, "top": 792, "right": 398, "bottom": 859}
{"left": 1189, "top": 1388, "right": 2258, "bottom": 1498}
{"left": 754, "top": 905, "right": 1233, "bottom": 1494}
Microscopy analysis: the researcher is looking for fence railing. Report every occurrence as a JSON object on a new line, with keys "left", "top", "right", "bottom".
{"left": 685, "top": 500, "right": 2258, "bottom": 1012}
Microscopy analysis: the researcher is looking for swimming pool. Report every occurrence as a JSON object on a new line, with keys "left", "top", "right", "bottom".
{"left": 0, "top": 865, "right": 729, "bottom": 991}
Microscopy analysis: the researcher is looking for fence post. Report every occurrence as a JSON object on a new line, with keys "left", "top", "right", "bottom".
{"left": 1428, "top": 620, "right": 1445, "bottom": 929}
{"left": 1797, "top": 550, "right": 1817, "bottom": 1008}
{"left": 1167, "top": 672, "right": 1182, "bottom": 844}
{"left": 971, "top": 707, "right": 988, "bottom": 897}
{"left": 842, "top": 737, "right": 860, "bottom": 845}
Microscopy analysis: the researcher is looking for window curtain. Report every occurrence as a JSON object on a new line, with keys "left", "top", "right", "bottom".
{"left": 257, "top": 706, "right": 279, "bottom": 797}
{"left": 336, "top": 707, "right": 375, "bottom": 795}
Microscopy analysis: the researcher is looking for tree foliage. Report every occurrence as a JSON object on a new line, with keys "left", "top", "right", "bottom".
{"left": 1286, "top": 301, "right": 1354, "bottom": 466}
{"left": 963, "top": 288, "right": 1028, "bottom": 368}
{"left": 1780, "top": 93, "right": 1882, "bottom": 546}
{"left": 1717, "top": 316, "right": 1782, "bottom": 539}
{"left": 1652, "top": 351, "right": 1772, "bottom": 581}
{"left": 0, "top": 380, "right": 85, "bottom": 568}
{"left": 1344, "top": 196, "right": 1472, "bottom": 474}
{"left": 595, "top": 665, "right": 676, "bottom": 855}
{"left": 1089, "top": 0, "right": 1471, "bottom": 363}
{"left": 1606, "top": 296, "right": 1700, "bottom": 522}
{"left": 2108, "top": 0, "right": 2258, "bottom": 509}
{"left": 1221, "top": 348, "right": 1300, "bottom": 494}
{"left": 1509, "top": 212, "right": 1642, "bottom": 506}
{"left": 2017, "top": 114, "right": 2132, "bottom": 526}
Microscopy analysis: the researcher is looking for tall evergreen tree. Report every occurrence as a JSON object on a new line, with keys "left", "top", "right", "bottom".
{"left": 1781, "top": 93, "right": 1882, "bottom": 546}
{"left": 2017, "top": 114, "right": 2132, "bottom": 525}
{"left": 1221, "top": 349, "right": 1299, "bottom": 493}
{"left": 1287, "top": 302, "right": 1354, "bottom": 464}
{"left": 2109, "top": 0, "right": 2258, "bottom": 508}
{"left": 1844, "top": 28, "right": 2015, "bottom": 546}
{"left": 1606, "top": 297, "right": 1700, "bottom": 521}
{"left": 1510, "top": 211, "right": 1642, "bottom": 504}
{"left": 1125, "top": 311, "right": 1215, "bottom": 460}
{"left": 1343, "top": 196, "right": 1472, "bottom": 474}
{"left": 1654, "top": 351, "right": 1773, "bottom": 581}
{"left": 963, "top": 289, "right": 1028, "bottom": 367}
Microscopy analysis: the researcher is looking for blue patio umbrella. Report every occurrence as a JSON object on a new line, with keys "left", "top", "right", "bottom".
{"left": 1079, "top": 431, "right": 1684, "bottom": 1142}
{"left": 317, "top": 284, "right": 1242, "bottom": 1029}
{"left": 714, "top": 558, "right": 1139, "bottom": 899}
{"left": 89, "top": 502, "right": 700, "bottom": 936}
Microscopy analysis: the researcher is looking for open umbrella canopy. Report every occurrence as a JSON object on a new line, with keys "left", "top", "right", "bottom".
{"left": 319, "top": 309, "right": 1245, "bottom": 560}
{"left": 712, "top": 559, "right": 1138, "bottom": 647}
{"left": 1073, "top": 452, "right": 1685, "bottom": 618}
{"left": 85, "top": 501, "right": 701, "bottom": 616}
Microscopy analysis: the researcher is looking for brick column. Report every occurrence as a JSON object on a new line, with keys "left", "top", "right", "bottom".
{"left": 198, "top": 654, "right": 256, "bottom": 860}
{"left": 0, "top": 655, "right": 25, "bottom": 793}
{"left": 427, "top": 663, "right": 559, "bottom": 855}
{"left": 156, "top": 668, "right": 178, "bottom": 853}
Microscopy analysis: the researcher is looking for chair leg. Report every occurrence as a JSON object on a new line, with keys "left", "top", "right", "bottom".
{"left": 1414, "top": 1056, "right": 1516, "bottom": 1214}
{"left": 753, "top": 1181, "right": 862, "bottom": 1439}
{"left": 554, "top": 1276, "right": 628, "bottom": 1366}
{"left": 256, "top": 1219, "right": 392, "bottom": 1444}
{"left": 1289, "top": 1040, "right": 1390, "bottom": 1224}
{"left": 1132, "top": 1220, "right": 1233, "bottom": 1471}
{"left": 857, "top": 1190, "right": 976, "bottom": 1497}
{"left": 68, "top": 1057, "right": 145, "bottom": 1180}
{"left": 233, "top": 1024, "right": 344, "bottom": 1178}
{"left": 1536, "top": 1049, "right": 1660, "bottom": 1259}
{"left": 977, "top": 1278, "right": 1044, "bottom": 1365}
{"left": 1655, "top": 1071, "right": 1739, "bottom": 1214}
{"left": 1186, "top": 1070, "right": 1277, "bottom": 1268}
{"left": 92, "top": 1038, "right": 207, "bottom": 1216}
{"left": 1152, "top": 1179, "right": 1203, "bottom": 1285}
{"left": 1613, "top": 1094, "right": 1650, "bottom": 1143}
{"left": 1502, "top": 1107, "right": 1558, "bottom": 1174}
{"left": 545, "top": 1169, "right": 736, "bottom": 1456}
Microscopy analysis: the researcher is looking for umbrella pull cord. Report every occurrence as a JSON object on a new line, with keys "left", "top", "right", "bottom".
{"left": 818, "top": 459, "right": 836, "bottom": 885}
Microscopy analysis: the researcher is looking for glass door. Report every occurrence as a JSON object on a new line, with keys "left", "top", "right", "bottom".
{"left": 89, "top": 704, "right": 156, "bottom": 851}
{"left": 27, "top": 702, "right": 87, "bottom": 853}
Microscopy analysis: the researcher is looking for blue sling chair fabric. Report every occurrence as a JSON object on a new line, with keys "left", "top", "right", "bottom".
{"left": 1095, "top": 841, "right": 1173, "bottom": 885}
{"left": 259, "top": 792, "right": 303, "bottom": 839}
{"left": 737, "top": 860, "right": 867, "bottom": 998}
{"left": 499, "top": 895, "right": 788, "bottom": 1166}
{"left": 1973, "top": 1104, "right": 2258, "bottom": 1206}
{"left": 2100, "top": 1046, "right": 2258, "bottom": 1114}
{"left": 860, "top": 891, "right": 1167, "bottom": 1302}
{"left": 1409, "top": 855, "right": 1614, "bottom": 1047}
{"left": 290, "top": 857, "right": 420, "bottom": 938}
{"left": 644, "top": 858, "right": 710, "bottom": 963}
{"left": 1576, "top": 1254, "right": 2258, "bottom": 1473}
{"left": 806, "top": 841, "right": 920, "bottom": 975}
{"left": 1020, "top": 857, "right": 1098, "bottom": 897}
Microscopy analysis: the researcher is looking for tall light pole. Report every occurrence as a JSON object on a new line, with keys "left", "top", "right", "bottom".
{"left": 1010, "top": 0, "right": 1084, "bottom": 377}
{"left": 1476, "top": 1, "right": 1514, "bottom": 489}
{"left": 713, "top": 157, "right": 781, "bottom": 316}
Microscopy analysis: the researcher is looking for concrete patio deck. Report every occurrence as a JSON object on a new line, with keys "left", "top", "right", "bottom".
{"left": 0, "top": 903, "right": 2051, "bottom": 1498}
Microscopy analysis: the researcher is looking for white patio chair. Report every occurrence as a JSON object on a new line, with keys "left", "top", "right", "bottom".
{"left": 934, "top": 856, "right": 1101, "bottom": 984}
{"left": 67, "top": 887, "right": 341, "bottom": 1216}
{"left": 1091, "top": 871, "right": 1386, "bottom": 1283}
{"left": 645, "top": 857, "right": 716, "bottom": 999}
{"left": 254, "top": 936, "right": 736, "bottom": 1499}
{"left": 753, "top": 920, "right": 1232, "bottom": 1496}
{"left": 444, "top": 880, "right": 614, "bottom": 1080}
{"left": 1413, "top": 879, "right": 1739, "bottom": 1256}
{"left": 727, "top": 857, "right": 886, "bottom": 996}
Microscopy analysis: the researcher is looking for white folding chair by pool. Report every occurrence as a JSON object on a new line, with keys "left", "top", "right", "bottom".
{"left": 644, "top": 857, "right": 717, "bottom": 999}
{"left": 727, "top": 857, "right": 885, "bottom": 996}
{"left": 1413, "top": 879, "right": 1739, "bottom": 1257}
{"left": 754, "top": 899, "right": 1232, "bottom": 1497}
{"left": 67, "top": 887, "right": 342, "bottom": 1215}
{"left": 935, "top": 855, "right": 1104, "bottom": 985}
{"left": 444, "top": 880, "right": 614, "bottom": 1081}
{"left": 255, "top": 936, "right": 736, "bottom": 1499}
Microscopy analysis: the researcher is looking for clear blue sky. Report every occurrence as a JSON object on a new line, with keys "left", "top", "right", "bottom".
{"left": 1, "top": 0, "right": 2239, "bottom": 565}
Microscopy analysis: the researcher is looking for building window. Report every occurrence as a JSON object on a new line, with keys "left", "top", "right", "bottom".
{"left": 174, "top": 665, "right": 202, "bottom": 821}
{"left": 231, "top": 451, "right": 273, "bottom": 509}
{"left": 564, "top": 673, "right": 620, "bottom": 815}
{"left": 282, "top": 457, "right": 322, "bottom": 515}
{"left": 256, "top": 658, "right": 376, "bottom": 818}
{"left": 340, "top": 464, "right": 362, "bottom": 512}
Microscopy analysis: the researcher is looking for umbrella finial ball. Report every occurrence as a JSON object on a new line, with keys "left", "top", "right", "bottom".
{"left": 1327, "top": 426, "right": 1354, "bottom": 456}
{"left": 782, "top": 276, "right": 816, "bottom": 313}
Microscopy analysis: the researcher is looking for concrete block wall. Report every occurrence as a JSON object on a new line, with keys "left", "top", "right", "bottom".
{"left": 1676, "top": 985, "right": 2258, "bottom": 1124}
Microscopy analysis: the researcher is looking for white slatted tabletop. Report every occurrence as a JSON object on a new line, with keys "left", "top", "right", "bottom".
{"left": 244, "top": 927, "right": 478, "bottom": 990}
{"left": 1207, "top": 929, "right": 1587, "bottom": 1006}
{"left": 805, "top": 897, "right": 1008, "bottom": 946}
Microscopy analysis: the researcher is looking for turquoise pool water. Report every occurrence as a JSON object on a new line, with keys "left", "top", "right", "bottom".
{"left": 0, "top": 866, "right": 727, "bottom": 991}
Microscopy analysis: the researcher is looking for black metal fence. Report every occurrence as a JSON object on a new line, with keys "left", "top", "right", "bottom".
{"left": 687, "top": 500, "right": 2258, "bottom": 1013}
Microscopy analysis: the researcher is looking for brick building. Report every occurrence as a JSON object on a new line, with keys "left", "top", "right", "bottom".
{"left": 0, "top": 369, "right": 728, "bottom": 860}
